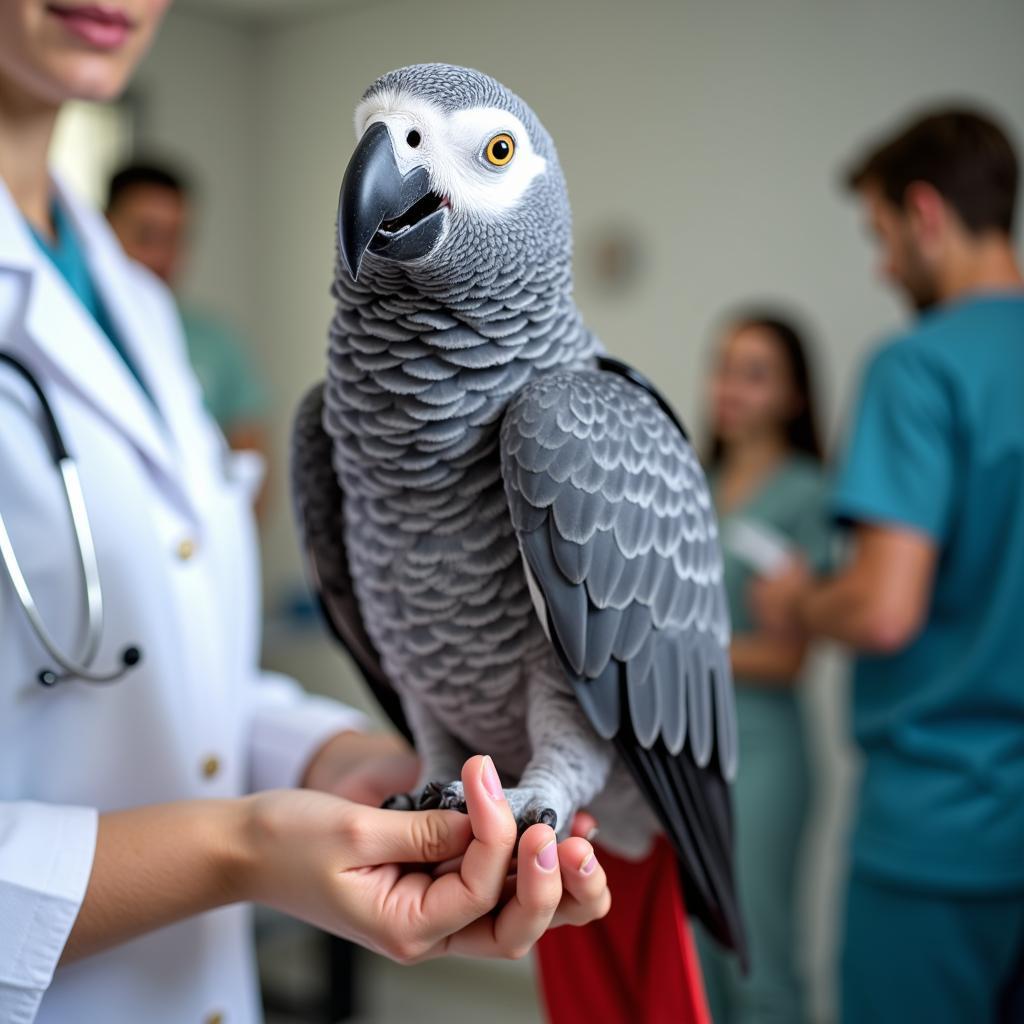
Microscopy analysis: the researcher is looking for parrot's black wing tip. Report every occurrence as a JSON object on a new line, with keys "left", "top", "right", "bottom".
{"left": 616, "top": 725, "right": 749, "bottom": 969}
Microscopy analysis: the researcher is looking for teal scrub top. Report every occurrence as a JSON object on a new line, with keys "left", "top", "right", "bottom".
{"left": 715, "top": 455, "right": 832, "bottom": 647}
{"left": 179, "top": 307, "right": 267, "bottom": 433}
{"left": 28, "top": 200, "right": 153, "bottom": 403}
{"left": 832, "top": 293, "right": 1024, "bottom": 892}
{"left": 713, "top": 456, "right": 831, "bottom": 726}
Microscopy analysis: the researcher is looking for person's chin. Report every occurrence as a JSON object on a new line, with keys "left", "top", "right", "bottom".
{"left": 56, "top": 56, "right": 133, "bottom": 102}
{"left": 713, "top": 414, "right": 746, "bottom": 439}
{"left": 892, "top": 266, "right": 940, "bottom": 314}
{"left": 904, "top": 284, "right": 940, "bottom": 314}
{"left": 713, "top": 425, "right": 745, "bottom": 446}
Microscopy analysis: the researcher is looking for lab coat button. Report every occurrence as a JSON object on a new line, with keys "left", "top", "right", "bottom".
{"left": 201, "top": 755, "right": 221, "bottom": 779}
{"left": 176, "top": 537, "right": 196, "bottom": 561}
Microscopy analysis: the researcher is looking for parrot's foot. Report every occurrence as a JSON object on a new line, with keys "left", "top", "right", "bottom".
{"left": 384, "top": 781, "right": 559, "bottom": 835}
{"left": 413, "top": 781, "right": 558, "bottom": 835}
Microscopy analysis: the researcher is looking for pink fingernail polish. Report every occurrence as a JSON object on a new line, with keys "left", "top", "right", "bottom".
{"left": 537, "top": 841, "right": 557, "bottom": 872}
{"left": 481, "top": 756, "right": 503, "bottom": 801}
{"left": 580, "top": 854, "right": 598, "bottom": 875}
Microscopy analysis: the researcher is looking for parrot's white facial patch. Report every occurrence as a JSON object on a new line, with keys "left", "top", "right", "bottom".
{"left": 355, "top": 90, "right": 547, "bottom": 220}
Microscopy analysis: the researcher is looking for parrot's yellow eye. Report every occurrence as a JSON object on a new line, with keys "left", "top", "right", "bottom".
{"left": 485, "top": 133, "right": 516, "bottom": 167}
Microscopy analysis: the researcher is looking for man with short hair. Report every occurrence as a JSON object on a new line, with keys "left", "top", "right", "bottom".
{"left": 755, "top": 108, "right": 1024, "bottom": 1022}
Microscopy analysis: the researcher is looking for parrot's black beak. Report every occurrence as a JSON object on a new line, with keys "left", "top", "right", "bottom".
{"left": 337, "top": 121, "right": 448, "bottom": 280}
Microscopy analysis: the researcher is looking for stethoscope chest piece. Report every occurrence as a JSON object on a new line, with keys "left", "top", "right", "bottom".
{"left": 36, "top": 645, "right": 142, "bottom": 688}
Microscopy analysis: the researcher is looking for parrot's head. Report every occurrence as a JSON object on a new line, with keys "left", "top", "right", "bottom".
{"left": 337, "top": 63, "right": 571, "bottom": 290}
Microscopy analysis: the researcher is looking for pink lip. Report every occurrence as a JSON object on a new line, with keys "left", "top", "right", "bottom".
{"left": 47, "top": 4, "right": 136, "bottom": 50}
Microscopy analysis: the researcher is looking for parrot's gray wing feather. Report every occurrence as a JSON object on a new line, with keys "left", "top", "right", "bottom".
{"left": 291, "top": 382, "right": 411, "bottom": 741}
{"left": 501, "top": 363, "right": 746, "bottom": 965}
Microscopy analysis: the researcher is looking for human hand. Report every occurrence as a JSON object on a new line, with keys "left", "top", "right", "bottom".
{"left": 303, "top": 729, "right": 421, "bottom": 807}
{"left": 749, "top": 556, "right": 811, "bottom": 637}
{"left": 238, "top": 755, "right": 610, "bottom": 962}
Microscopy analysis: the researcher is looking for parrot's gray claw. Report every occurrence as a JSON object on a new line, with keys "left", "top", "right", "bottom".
{"left": 505, "top": 792, "right": 560, "bottom": 836}
{"left": 381, "top": 792, "right": 415, "bottom": 811}
{"left": 437, "top": 781, "right": 468, "bottom": 813}
{"left": 418, "top": 780, "right": 449, "bottom": 810}
{"left": 534, "top": 807, "right": 558, "bottom": 830}
{"left": 513, "top": 803, "right": 558, "bottom": 835}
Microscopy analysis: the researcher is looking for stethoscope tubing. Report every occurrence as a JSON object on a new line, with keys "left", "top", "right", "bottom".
{"left": 0, "top": 352, "right": 141, "bottom": 685}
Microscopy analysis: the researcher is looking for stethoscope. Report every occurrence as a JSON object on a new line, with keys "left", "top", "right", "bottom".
{"left": 0, "top": 352, "right": 142, "bottom": 687}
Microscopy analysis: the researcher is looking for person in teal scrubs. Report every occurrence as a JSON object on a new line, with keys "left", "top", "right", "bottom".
{"left": 696, "top": 312, "right": 831, "bottom": 1024}
{"left": 753, "top": 108, "right": 1024, "bottom": 1022}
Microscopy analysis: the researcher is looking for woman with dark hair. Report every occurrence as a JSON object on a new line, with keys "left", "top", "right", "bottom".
{"left": 695, "top": 311, "right": 831, "bottom": 1024}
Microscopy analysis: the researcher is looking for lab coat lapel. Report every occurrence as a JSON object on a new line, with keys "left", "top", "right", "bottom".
{"left": 0, "top": 178, "right": 196, "bottom": 520}
{"left": 54, "top": 179, "right": 212, "bottom": 506}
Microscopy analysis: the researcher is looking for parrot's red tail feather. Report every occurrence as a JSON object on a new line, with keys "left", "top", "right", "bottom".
{"left": 535, "top": 836, "right": 711, "bottom": 1024}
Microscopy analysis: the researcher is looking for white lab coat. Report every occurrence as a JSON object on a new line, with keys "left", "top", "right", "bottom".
{"left": 0, "top": 176, "right": 366, "bottom": 1024}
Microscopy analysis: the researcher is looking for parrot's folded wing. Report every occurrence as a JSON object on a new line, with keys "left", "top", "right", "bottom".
{"left": 290, "top": 382, "right": 411, "bottom": 741}
{"left": 500, "top": 361, "right": 747, "bottom": 964}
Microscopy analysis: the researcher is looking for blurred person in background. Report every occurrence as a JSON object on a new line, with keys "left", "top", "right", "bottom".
{"left": 696, "top": 312, "right": 830, "bottom": 1024}
{"left": 0, "top": 3, "right": 610, "bottom": 1022}
{"left": 106, "top": 161, "right": 272, "bottom": 512}
{"left": 754, "top": 108, "right": 1024, "bottom": 1023}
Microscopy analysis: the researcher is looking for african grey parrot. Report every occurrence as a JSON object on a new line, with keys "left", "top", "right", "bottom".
{"left": 291, "top": 63, "right": 745, "bottom": 961}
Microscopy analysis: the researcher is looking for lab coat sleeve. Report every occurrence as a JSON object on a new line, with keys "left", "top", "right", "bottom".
{"left": 0, "top": 802, "right": 98, "bottom": 1023}
{"left": 247, "top": 671, "right": 372, "bottom": 792}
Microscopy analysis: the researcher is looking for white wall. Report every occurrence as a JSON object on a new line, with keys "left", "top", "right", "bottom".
{"left": 133, "top": 7, "right": 260, "bottom": 338}
{"left": 133, "top": 2, "right": 1024, "bottom": 1019}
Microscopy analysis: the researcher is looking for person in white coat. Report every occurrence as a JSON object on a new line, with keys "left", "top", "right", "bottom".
{"left": 0, "top": 3, "right": 611, "bottom": 1022}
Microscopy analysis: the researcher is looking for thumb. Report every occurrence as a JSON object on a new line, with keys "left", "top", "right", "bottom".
{"left": 343, "top": 805, "right": 474, "bottom": 867}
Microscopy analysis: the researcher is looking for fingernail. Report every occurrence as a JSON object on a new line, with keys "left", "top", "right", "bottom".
{"left": 537, "top": 840, "right": 557, "bottom": 872}
{"left": 580, "top": 853, "right": 598, "bottom": 875}
{"left": 481, "top": 756, "right": 504, "bottom": 801}
{"left": 585, "top": 826, "right": 600, "bottom": 843}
